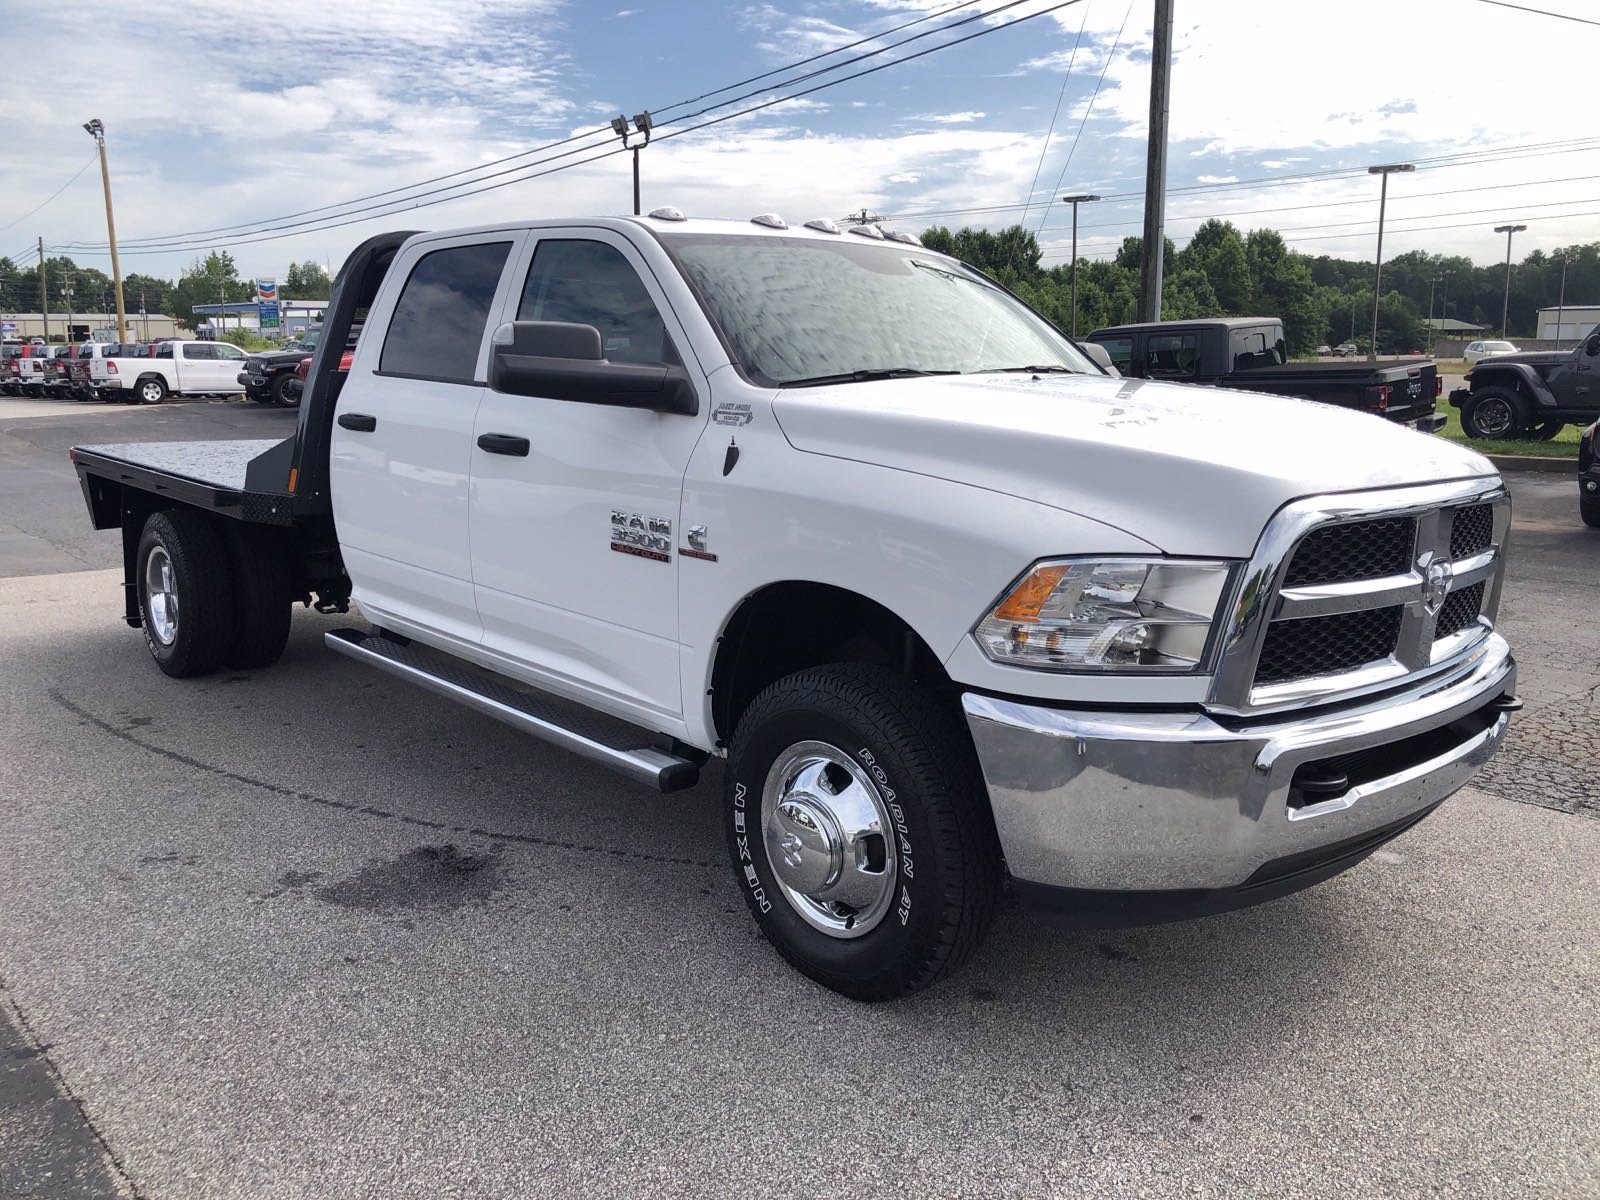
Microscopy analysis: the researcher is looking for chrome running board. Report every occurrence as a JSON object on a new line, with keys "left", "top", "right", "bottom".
{"left": 324, "top": 627, "right": 700, "bottom": 793}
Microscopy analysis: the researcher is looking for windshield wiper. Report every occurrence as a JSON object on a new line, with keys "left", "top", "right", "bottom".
{"left": 781, "top": 367, "right": 960, "bottom": 388}
{"left": 979, "top": 364, "right": 1082, "bottom": 374}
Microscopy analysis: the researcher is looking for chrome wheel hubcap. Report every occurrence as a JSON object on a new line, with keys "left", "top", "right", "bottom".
{"left": 1476, "top": 398, "right": 1512, "bottom": 436}
{"left": 762, "top": 741, "right": 896, "bottom": 938}
{"left": 142, "top": 383, "right": 161, "bottom": 402}
{"left": 144, "top": 546, "right": 178, "bottom": 645}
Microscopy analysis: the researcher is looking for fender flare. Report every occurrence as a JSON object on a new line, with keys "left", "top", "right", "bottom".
{"left": 1469, "top": 362, "right": 1556, "bottom": 410}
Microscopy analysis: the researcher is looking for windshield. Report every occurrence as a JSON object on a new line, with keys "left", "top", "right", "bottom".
{"left": 292, "top": 328, "right": 321, "bottom": 350}
{"left": 660, "top": 233, "right": 1096, "bottom": 386}
{"left": 1483, "top": 342, "right": 1515, "bottom": 352}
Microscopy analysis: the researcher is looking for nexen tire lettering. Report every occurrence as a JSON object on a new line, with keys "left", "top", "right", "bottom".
{"left": 733, "top": 781, "right": 770, "bottom": 912}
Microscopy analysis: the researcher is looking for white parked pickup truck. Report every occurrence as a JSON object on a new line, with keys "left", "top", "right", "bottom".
{"left": 70, "top": 213, "right": 1518, "bottom": 999}
{"left": 90, "top": 338, "right": 250, "bottom": 404}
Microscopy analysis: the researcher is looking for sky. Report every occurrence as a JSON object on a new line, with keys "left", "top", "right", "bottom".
{"left": 1, "top": 0, "right": 1595, "bottom": 288}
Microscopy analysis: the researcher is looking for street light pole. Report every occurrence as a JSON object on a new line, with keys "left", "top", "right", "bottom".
{"left": 1493, "top": 223, "right": 1526, "bottom": 340}
{"left": 1059, "top": 193, "right": 1101, "bottom": 337}
{"left": 82, "top": 119, "right": 127, "bottom": 343}
{"left": 1367, "top": 163, "right": 1414, "bottom": 359}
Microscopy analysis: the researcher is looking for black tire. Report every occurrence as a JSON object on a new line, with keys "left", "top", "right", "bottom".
{"left": 1461, "top": 386, "right": 1525, "bottom": 439}
{"left": 1582, "top": 494, "right": 1600, "bottom": 529}
{"left": 136, "top": 376, "right": 168, "bottom": 405}
{"left": 136, "top": 510, "right": 235, "bottom": 678}
{"left": 1530, "top": 419, "right": 1565, "bottom": 441}
{"left": 725, "top": 663, "right": 1001, "bottom": 1001}
{"left": 271, "top": 372, "right": 299, "bottom": 408}
{"left": 222, "top": 528, "right": 293, "bottom": 669}
{"left": 246, "top": 388, "right": 274, "bottom": 405}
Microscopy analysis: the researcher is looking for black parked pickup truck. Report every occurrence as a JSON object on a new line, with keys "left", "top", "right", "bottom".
{"left": 1449, "top": 324, "right": 1600, "bottom": 441}
{"left": 239, "top": 328, "right": 322, "bottom": 408}
{"left": 1087, "top": 317, "right": 1445, "bottom": 432}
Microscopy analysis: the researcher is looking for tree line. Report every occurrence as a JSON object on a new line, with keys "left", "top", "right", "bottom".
{"left": 920, "top": 221, "right": 1600, "bottom": 355}
{"left": 0, "top": 251, "right": 330, "bottom": 332}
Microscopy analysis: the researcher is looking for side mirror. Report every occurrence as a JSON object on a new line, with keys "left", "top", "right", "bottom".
{"left": 1585, "top": 333, "right": 1600, "bottom": 357}
{"left": 489, "top": 321, "right": 696, "bottom": 416}
{"left": 1079, "top": 340, "right": 1120, "bottom": 377}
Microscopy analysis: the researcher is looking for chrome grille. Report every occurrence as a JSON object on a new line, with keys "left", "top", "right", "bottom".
{"left": 1255, "top": 607, "right": 1403, "bottom": 685}
{"left": 1208, "top": 480, "right": 1510, "bottom": 715}
{"left": 1434, "top": 581, "right": 1484, "bottom": 641}
{"left": 1282, "top": 517, "right": 1415, "bottom": 587}
{"left": 1449, "top": 504, "right": 1493, "bottom": 559}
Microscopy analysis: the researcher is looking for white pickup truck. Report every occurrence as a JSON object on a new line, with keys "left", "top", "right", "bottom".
{"left": 71, "top": 213, "right": 1518, "bottom": 999}
{"left": 90, "top": 338, "right": 250, "bottom": 404}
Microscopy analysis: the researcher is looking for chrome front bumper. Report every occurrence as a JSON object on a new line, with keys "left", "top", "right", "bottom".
{"left": 962, "top": 633, "right": 1515, "bottom": 895}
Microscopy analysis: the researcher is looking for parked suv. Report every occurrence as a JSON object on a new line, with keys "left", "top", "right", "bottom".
{"left": 1449, "top": 324, "right": 1600, "bottom": 439}
{"left": 240, "top": 328, "right": 322, "bottom": 407}
{"left": 1464, "top": 340, "right": 1518, "bottom": 366}
{"left": 1580, "top": 419, "right": 1599, "bottom": 528}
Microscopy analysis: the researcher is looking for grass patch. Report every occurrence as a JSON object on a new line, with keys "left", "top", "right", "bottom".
{"left": 1436, "top": 406, "right": 1579, "bottom": 458}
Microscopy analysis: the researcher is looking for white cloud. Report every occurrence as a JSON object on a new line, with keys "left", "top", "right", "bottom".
{"left": 912, "top": 111, "right": 987, "bottom": 124}
{"left": 1196, "top": 175, "right": 1237, "bottom": 184}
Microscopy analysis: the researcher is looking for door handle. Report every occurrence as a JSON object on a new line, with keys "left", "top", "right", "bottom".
{"left": 477, "top": 432, "right": 531, "bottom": 457}
{"left": 338, "top": 412, "right": 377, "bottom": 432}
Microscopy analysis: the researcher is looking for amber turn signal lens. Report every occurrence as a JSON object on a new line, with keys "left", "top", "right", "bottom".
{"left": 992, "top": 564, "right": 1069, "bottom": 623}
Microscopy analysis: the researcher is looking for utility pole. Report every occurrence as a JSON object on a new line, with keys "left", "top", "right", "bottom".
{"left": 1059, "top": 194, "right": 1101, "bottom": 336}
{"left": 1137, "top": 0, "right": 1174, "bottom": 323}
{"left": 38, "top": 237, "right": 48, "bottom": 344}
{"left": 1553, "top": 254, "right": 1568, "bottom": 349}
{"left": 83, "top": 119, "right": 127, "bottom": 343}
{"left": 1367, "top": 163, "right": 1414, "bottom": 359}
{"left": 1493, "top": 223, "right": 1525, "bottom": 340}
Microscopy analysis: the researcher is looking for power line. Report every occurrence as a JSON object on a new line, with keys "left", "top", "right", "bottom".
{"left": 652, "top": 0, "right": 1039, "bottom": 133}
{"left": 1474, "top": 0, "right": 1600, "bottom": 26}
{"left": 59, "top": 0, "right": 1083, "bottom": 259}
{"left": 0, "top": 155, "right": 98, "bottom": 233}
{"left": 75, "top": 0, "right": 1003, "bottom": 252}
{"left": 1036, "top": 0, "right": 1133, "bottom": 234}
{"left": 1018, "top": 0, "right": 1091, "bottom": 228}
{"left": 651, "top": 0, "right": 989, "bottom": 115}
{"left": 881, "top": 137, "right": 1600, "bottom": 225}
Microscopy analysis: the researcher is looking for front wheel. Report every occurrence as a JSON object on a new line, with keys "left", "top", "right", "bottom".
{"left": 1461, "top": 387, "right": 1524, "bottom": 439}
{"left": 271, "top": 372, "right": 299, "bottom": 408}
{"left": 137, "top": 377, "right": 168, "bottom": 405}
{"left": 725, "top": 664, "right": 1001, "bottom": 1000}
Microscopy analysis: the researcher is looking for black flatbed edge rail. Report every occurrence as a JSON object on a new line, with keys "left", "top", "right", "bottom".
{"left": 69, "top": 231, "right": 418, "bottom": 625}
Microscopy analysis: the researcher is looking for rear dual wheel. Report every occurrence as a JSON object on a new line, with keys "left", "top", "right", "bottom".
{"left": 136, "top": 511, "right": 292, "bottom": 677}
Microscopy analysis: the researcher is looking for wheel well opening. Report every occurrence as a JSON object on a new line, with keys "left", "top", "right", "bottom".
{"left": 710, "top": 582, "right": 951, "bottom": 746}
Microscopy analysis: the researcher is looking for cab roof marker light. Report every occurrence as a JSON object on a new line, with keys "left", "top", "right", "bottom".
{"left": 751, "top": 213, "right": 787, "bottom": 229}
{"left": 883, "top": 230, "right": 921, "bottom": 246}
{"left": 646, "top": 206, "right": 687, "bottom": 221}
{"left": 803, "top": 218, "right": 841, "bottom": 234}
{"left": 847, "top": 224, "right": 885, "bottom": 240}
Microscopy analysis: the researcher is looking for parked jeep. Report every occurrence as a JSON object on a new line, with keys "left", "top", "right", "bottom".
{"left": 1450, "top": 324, "right": 1600, "bottom": 440}
{"left": 239, "top": 328, "right": 322, "bottom": 407}
{"left": 1580, "top": 419, "right": 1599, "bottom": 528}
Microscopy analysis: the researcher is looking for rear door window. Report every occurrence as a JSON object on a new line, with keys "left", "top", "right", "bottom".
{"left": 1145, "top": 333, "right": 1200, "bottom": 379}
{"left": 380, "top": 240, "right": 513, "bottom": 383}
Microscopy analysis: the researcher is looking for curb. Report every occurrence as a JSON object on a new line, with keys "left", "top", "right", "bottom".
{"left": 1484, "top": 455, "right": 1574, "bottom": 475}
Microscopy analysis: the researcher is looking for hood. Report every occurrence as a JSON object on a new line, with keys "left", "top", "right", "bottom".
{"left": 772, "top": 372, "right": 1495, "bottom": 558}
{"left": 1471, "top": 349, "right": 1568, "bottom": 369}
{"left": 251, "top": 349, "right": 314, "bottom": 367}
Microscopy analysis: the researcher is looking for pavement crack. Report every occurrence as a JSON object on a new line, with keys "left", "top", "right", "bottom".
{"left": 49, "top": 688, "right": 719, "bottom": 869}
{"left": 0, "top": 971, "right": 146, "bottom": 1200}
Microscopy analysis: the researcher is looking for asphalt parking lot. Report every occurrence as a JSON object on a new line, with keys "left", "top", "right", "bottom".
{"left": 1, "top": 396, "right": 1596, "bottom": 1199}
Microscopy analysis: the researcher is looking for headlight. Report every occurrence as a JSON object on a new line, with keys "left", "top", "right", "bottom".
{"left": 974, "top": 558, "right": 1235, "bottom": 673}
